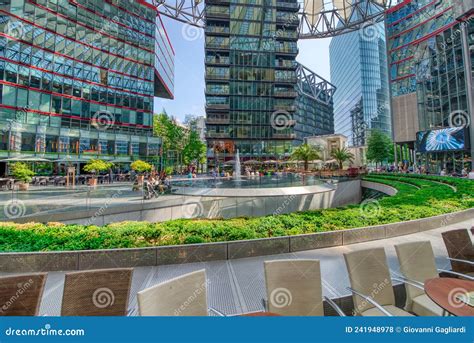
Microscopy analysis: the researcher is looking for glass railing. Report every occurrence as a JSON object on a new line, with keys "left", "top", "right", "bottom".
{"left": 205, "top": 57, "right": 230, "bottom": 65}
{"left": 276, "top": 1, "right": 300, "bottom": 10}
{"left": 206, "top": 26, "right": 230, "bottom": 34}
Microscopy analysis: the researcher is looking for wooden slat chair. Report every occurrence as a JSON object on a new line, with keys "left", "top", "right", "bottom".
{"left": 61, "top": 268, "right": 133, "bottom": 316}
{"left": 441, "top": 229, "right": 474, "bottom": 275}
{"left": 0, "top": 273, "right": 47, "bottom": 316}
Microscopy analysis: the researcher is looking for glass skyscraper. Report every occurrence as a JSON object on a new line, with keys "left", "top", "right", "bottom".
{"left": 329, "top": 20, "right": 391, "bottom": 147}
{"left": 386, "top": 0, "right": 474, "bottom": 173}
{"left": 205, "top": 0, "right": 300, "bottom": 165}
{"left": 0, "top": 0, "right": 174, "bottom": 174}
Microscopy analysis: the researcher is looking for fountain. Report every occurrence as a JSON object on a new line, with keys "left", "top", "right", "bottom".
{"left": 234, "top": 149, "right": 241, "bottom": 180}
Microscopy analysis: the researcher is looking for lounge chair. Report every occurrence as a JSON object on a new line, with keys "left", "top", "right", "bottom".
{"left": 137, "top": 270, "right": 222, "bottom": 316}
{"left": 263, "top": 259, "right": 345, "bottom": 316}
{"left": 344, "top": 248, "right": 413, "bottom": 316}
{"left": 61, "top": 268, "right": 133, "bottom": 316}
{"left": 0, "top": 273, "right": 47, "bottom": 316}
{"left": 441, "top": 229, "right": 474, "bottom": 275}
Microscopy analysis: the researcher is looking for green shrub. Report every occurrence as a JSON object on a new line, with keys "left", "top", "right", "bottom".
{"left": 131, "top": 160, "right": 152, "bottom": 174}
{"left": 10, "top": 162, "right": 35, "bottom": 183}
{"left": 0, "top": 174, "right": 472, "bottom": 252}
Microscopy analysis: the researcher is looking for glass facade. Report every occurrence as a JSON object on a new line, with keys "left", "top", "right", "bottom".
{"left": 330, "top": 21, "right": 391, "bottom": 147}
{"left": 205, "top": 0, "right": 300, "bottom": 165}
{"left": 0, "top": 0, "right": 174, "bottom": 165}
{"left": 386, "top": 0, "right": 474, "bottom": 173}
{"left": 294, "top": 64, "right": 335, "bottom": 142}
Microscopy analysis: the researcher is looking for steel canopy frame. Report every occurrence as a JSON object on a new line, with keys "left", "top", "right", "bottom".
{"left": 152, "top": 0, "right": 393, "bottom": 39}
{"left": 296, "top": 63, "right": 336, "bottom": 105}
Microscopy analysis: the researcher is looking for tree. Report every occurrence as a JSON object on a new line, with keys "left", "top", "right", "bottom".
{"left": 10, "top": 162, "right": 35, "bottom": 183}
{"left": 131, "top": 160, "right": 152, "bottom": 174}
{"left": 331, "top": 147, "right": 354, "bottom": 170}
{"left": 291, "top": 144, "right": 320, "bottom": 171}
{"left": 153, "top": 112, "right": 186, "bottom": 170}
{"left": 84, "top": 159, "right": 113, "bottom": 177}
{"left": 366, "top": 130, "right": 394, "bottom": 168}
{"left": 182, "top": 130, "right": 207, "bottom": 168}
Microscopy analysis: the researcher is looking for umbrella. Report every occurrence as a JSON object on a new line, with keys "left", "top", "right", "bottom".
{"left": 263, "top": 160, "right": 278, "bottom": 164}
{"left": 1, "top": 156, "right": 51, "bottom": 162}
{"left": 243, "top": 160, "right": 260, "bottom": 165}
{"left": 325, "top": 159, "right": 337, "bottom": 164}
{"left": 53, "top": 155, "right": 84, "bottom": 163}
{"left": 310, "top": 160, "right": 323, "bottom": 164}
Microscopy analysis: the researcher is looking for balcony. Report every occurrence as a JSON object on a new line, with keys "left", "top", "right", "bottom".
{"left": 205, "top": 26, "right": 230, "bottom": 35}
{"left": 274, "top": 91, "right": 298, "bottom": 98}
{"left": 274, "top": 104, "right": 297, "bottom": 112}
{"left": 205, "top": 73, "right": 230, "bottom": 81}
{"left": 276, "top": 14, "right": 299, "bottom": 26}
{"left": 274, "top": 30, "right": 298, "bottom": 40}
{"left": 206, "top": 103, "right": 230, "bottom": 111}
{"left": 273, "top": 133, "right": 296, "bottom": 139}
{"left": 275, "top": 77, "right": 297, "bottom": 84}
{"left": 205, "top": 57, "right": 230, "bottom": 66}
{"left": 275, "top": 46, "right": 299, "bottom": 55}
{"left": 206, "top": 117, "right": 231, "bottom": 124}
{"left": 205, "top": 89, "right": 229, "bottom": 96}
{"left": 276, "top": 1, "right": 300, "bottom": 10}
{"left": 206, "top": 7, "right": 230, "bottom": 19}
{"left": 275, "top": 60, "right": 297, "bottom": 69}
{"left": 207, "top": 132, "right": 230, "bottom": 138}
{"left": 206, "top": 43, "right": 230, "bottom": 50}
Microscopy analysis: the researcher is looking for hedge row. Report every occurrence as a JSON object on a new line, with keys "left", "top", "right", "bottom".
{"left": 0, "top": 174, "right": 472, "bottom": 252}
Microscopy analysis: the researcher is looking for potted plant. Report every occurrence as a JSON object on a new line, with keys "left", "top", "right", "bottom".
{"left": 131, "top": 160, "right": 152, "bottom": 185}
{"left": 84, "top": 159, "right": 113, "bottom": 187}
{"left": 10, "top": 162, "right": 35, "bottom": 191}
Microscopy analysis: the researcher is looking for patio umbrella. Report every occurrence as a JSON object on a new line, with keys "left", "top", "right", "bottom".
{"left": 325, "top": 159, "right": 337, "bottom": 164}
{"left": 310, "top": 160, "right": 323, "bottom": 164}
{"left": 263, "top": 160, "right": 278, "bottom": 164}
{"left": 1, "top": 156, "right": 51, "bottom": 162}
{"left": 243, "top": 160, "right": 260, "bottom": 165}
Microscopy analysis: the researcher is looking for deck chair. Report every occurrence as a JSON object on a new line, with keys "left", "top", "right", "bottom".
{"left": 344, "top": 248, "right": 413, "bottom": 316}
{"left": 263, "top": 259, "right": 345, "bottom": 316}
{"left": 0, "top": 273, "right": 47, "bottom": 316}
{"left": 61, "top": 268, "right": 133, "bottom": 316}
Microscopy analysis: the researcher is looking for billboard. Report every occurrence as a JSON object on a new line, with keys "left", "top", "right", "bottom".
{"left": 417, "top": 127, "right": 467, "bottom": 153}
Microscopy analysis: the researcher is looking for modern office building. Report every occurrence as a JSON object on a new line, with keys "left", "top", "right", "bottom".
{"left": 330, "top": 19, "right": 391, "bottom": 147}
{"left": 0, "top": 0, "right": 174, "bottom": 174}
{"left": 204, "top": 0, "right": 300, "bottom": 166}
{"left": 387, "top": 0, "right": 474, "bottom": 173}
{"left": 294, "top": 63, "right": 335, "bottom": 142}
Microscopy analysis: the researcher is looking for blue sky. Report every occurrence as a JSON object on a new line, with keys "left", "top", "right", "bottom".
{"left": 154, "top": 17, "right": 332, "bottom": 122}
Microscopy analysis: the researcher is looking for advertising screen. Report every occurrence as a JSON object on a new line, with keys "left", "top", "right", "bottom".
{"left": 417, "top": 127, "right": 466, "bottom": 153}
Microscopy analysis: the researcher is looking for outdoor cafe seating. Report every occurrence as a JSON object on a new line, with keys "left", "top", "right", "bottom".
{"left": 0, "top": 229, "right": 472, "bottom": 317}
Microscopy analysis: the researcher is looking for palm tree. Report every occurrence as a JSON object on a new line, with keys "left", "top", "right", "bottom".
{"left": 291, "top": 144, "right": 320, "bottom": 171}
{"left": 331, "top": 147, "right": 354, "bottom": 170}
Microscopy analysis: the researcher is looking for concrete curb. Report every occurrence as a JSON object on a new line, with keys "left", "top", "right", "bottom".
{"left": 1, "top": 207, "right": 472, "bottom": 272}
